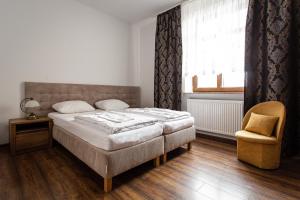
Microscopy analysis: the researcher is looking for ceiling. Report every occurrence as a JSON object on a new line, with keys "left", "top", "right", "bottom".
{"left": 76, "top": 0, "right": 182, "bottom": 23}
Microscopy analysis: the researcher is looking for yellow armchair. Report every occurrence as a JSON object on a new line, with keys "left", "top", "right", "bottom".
{"left": 235, "top": 101, "right": 286, "bottom": 169}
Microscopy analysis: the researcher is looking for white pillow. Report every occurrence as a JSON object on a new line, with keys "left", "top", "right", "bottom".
{"left": 52, "top": 100, "right": 95, "bottom": 114}
{"left": 95, "top": 99, "right": 129, "bottom": 111}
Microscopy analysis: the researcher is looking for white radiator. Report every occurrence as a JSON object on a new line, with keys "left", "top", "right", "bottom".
{"left": 187, "top": 99, "right": 243, "bottom": 137}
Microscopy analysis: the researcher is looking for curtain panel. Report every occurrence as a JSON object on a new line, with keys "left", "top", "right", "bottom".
{"left": 154, "top": 5, "right": 182, "bottom": 110}
{"left": 245, "top": 0, "right": 300, "bottom": 155}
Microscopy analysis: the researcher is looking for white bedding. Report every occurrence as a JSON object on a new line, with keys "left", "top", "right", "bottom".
{"left": 163, "top": 117, "right": 194, "bottom": 134}
{"left": 126, "top": 108, "right": 191, "bottom": 121}
{"left": 48, "top": 111, "right": 163, "bottom": 151}
{"left": 124, "top": 108, "right": 194, "bottom": 134}
{"left": 74, "top": 111, "right": 158, "bottom": 134}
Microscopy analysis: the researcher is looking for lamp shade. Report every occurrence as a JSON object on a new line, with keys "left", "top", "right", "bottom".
{"left": 20, "top": 98, "right": 40, "bottom": 120}
{"left": 24, "top": 100, "right": 40, "bottom": 108}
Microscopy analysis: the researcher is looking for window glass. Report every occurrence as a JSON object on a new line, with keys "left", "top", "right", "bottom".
{"left": 182, "top": 0, "right": 249, "bottom": 92}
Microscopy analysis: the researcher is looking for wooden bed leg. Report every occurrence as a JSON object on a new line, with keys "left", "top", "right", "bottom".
{"left": 163, "top": 153, "right": 167, "bottom": 163}
{"left": 104, "top": 177, "right": 112, "bottom": 193}
{"left": 153, "top": 157, "right": 160, "bottom": 167}
{"left": 187, "top": 142, "right": 192, "bottom": 151}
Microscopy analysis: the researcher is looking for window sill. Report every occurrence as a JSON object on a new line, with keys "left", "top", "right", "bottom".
{"left": 192, "top": 87, "right": 244, "bottom": 93}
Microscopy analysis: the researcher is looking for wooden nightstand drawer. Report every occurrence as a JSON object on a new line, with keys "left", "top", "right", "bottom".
{"left": 15, "top": 130, "right": 49, "bottom": 151}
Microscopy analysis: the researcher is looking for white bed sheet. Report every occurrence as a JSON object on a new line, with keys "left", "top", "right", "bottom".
{"left": 48, "top": 111, "right": 163, "bottom": 151}
{"left": 122, "top": 109, "right": 194, "bottom": 134}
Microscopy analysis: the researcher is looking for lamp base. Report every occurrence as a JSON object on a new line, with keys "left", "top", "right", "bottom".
{"left": 27, "top": 113, "right": 39, "bottom": 120}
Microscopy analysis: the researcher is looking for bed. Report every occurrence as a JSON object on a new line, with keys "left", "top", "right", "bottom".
{"left": 48, "top": 110, "right": 163, "bottom": 151}
{"left": 124, "top": 108, "right": 196, "bottom": 162}
{"left": 25, "top": 82, "right": 164, "bottom": 192}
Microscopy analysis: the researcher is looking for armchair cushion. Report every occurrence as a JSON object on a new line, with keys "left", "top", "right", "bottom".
{"left": 245, "top": 113, "right": 278, "bottom": 136}
{"left": 235, "top": 130, "right": 278, "bottom": 144}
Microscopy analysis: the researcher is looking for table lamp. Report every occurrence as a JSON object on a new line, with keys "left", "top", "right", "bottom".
{"left": 20, "top": 97, "right": 40, "bottom": 120}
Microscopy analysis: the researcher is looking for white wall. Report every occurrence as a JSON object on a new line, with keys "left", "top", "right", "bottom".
{"left": 130, "top": 18, "right": 157, "bottom": 107}
{"left": 0, "top": 0, "right": 130, "bottom": 144}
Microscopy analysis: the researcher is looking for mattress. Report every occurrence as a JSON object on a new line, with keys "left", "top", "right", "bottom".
{"left": 163, "top": 117, "right": 194, "bottom": 134}
{"left": 48, "top": 111, "right": 163, "bottom": 151}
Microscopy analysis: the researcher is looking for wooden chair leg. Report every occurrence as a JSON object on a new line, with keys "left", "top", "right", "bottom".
{"left": 187, "top": 142, "right": 192, "bottom": 151}
{"left": 104, "top": 177, "right": 112, "bottom": 193}
{"left": 153, "top": 156, "right": 160, "bottom": 167}
{"left": 162, "top": 153, "right": 167, "bottom": 163}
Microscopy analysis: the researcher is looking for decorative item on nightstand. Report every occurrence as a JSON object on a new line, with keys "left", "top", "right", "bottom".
{"left": 20, "top": 97, "right": 40, "bottom": 120}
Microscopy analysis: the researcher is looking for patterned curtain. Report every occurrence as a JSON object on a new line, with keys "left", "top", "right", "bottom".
{"left": 244, "top": 0, "right": 300, "bottom": 155}
{"left": 154, "top": 6, "right": 182, "bottom": 110}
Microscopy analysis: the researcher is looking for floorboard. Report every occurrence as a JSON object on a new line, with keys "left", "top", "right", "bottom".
{"left": 0, "top": 137, "right": 299, "bottom": 200}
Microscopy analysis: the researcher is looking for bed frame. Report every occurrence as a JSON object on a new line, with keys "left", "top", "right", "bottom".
{"left": 162, "top": 127, "right": 196, "bottom": 163}
{"left": 25, "top": 82, "right": 141, "bottom": 116}
{"left": 24, "top": 82, "right": 163, "bottom": 192}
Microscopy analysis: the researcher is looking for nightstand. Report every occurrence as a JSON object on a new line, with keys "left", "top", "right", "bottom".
{"left": 9, "top": 117, "right": 53, "bottom": 155}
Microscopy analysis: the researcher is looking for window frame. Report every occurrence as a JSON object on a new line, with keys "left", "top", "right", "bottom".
{"left": 192, "top": 74, "right": 244, "bottom": 93}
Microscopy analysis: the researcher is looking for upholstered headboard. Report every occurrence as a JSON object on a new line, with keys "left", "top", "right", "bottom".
{"left": 25, "top": 82, "right": 140, "bottom": 116}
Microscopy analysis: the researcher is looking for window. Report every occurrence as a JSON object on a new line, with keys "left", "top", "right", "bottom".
{"left": 182, "top": 0, "right": 249, "bottom": 92}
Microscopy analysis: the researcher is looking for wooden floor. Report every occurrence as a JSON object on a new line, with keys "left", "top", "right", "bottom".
{"left": 1, "top": 137, "right": 300, "bottom": 200}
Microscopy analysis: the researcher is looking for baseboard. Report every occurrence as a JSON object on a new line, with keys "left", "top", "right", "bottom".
{"left": 196, "top": 130, "right": 236, "bottom": 145}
